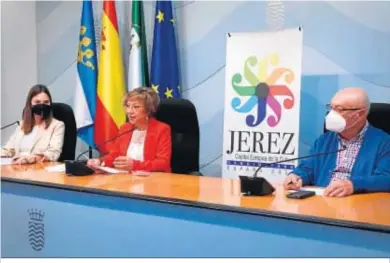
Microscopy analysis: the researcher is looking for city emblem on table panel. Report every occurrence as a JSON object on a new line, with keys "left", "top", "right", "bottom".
{"left": 28, "top": 209, "right": 45, "bottom": 251}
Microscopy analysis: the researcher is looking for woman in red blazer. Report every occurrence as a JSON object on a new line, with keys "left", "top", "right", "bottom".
{"left": 87, "top": 87, "right": 171, "bottom": 172}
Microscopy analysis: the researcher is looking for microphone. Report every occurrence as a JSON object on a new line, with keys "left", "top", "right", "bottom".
{"left": 239, "top": 145, "right": 347, "bottom": 196}
{"left": 252, "top": 144, "right": 347, "bottom": 178}
{"left": 65, "top": 127, "right": 135, "bottom": 176}
{"left": 75, "top": 127, "right": 135, "bottom": 161}
{"left": 1, "top": 121, "right": 20, "bottom": 130}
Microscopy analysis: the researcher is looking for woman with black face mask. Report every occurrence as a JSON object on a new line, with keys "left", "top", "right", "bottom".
{"left": 1, "top": 84, "right": 65, "bottom": 164}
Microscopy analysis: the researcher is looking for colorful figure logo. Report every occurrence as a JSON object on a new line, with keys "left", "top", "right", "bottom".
{"left": 231, "top": 53, "right": 295, "bottom": 127}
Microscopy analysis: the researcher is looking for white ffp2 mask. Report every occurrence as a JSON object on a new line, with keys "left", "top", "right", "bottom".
{"left": 325, "top": 110, "right": 346, "bottom": 133}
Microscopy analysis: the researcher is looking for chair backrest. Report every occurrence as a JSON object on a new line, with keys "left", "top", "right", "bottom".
{"left": 155, "top": 99, "right": 200, "bottom": 174}
{"left": 52, "top": 102, "right": 77, "bottom": 161}
{"left": 323, "top": 102, "right": 390, "bottom": 134}
{"left": 367, "top": 103, "right": 390, "bottom": 134}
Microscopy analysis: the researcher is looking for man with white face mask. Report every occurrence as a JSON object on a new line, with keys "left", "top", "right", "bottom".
{"left": 283, "top": 87, "right": 390, "bottom": 197}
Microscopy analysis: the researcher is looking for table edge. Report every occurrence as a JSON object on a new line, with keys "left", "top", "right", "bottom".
{"left": 2, "top": 177, "right": 390, "bottom": 234}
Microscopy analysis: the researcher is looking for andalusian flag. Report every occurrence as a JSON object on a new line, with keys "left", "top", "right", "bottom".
{"left": 128, "top": 0, "right": 149, "bottom": 91}
{"left": 95, "top": 0, "right": 126, "bottom": 153}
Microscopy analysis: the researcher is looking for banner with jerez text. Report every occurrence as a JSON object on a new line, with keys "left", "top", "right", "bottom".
{"left": 222, "top": 28, "right": 303, "bottom": 183}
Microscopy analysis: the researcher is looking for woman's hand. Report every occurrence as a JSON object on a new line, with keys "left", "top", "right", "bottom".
{"left": 26, "top": 154, "right": 46, "bottom": 164}
{"left": 87, "top": 158, "right": 102, "bottom": 168}
{"left": 12, "top": 156, "right": 28, "bottom": 165}
{"left": 12, "top": 154, "right": 46, "bottom": 165}
{"left": 113, "top": 156, "right": 133, "bottom": 170}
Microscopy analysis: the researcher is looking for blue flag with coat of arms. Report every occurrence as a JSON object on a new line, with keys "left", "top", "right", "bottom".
{"left": 73, "top": 0, "right": 98, "bottom": 148}
{"left": 151, "top": 0, "right": 180, "bottom": 99}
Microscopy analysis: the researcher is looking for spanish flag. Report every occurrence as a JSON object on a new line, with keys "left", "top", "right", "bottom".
{"left": 95, "top": 0, "right": 126, "bottom": 153}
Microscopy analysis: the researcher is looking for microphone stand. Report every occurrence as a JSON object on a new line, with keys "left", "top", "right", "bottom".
{"left": 239, "top": 146, "right": 346, "bottom": 196}
{"left": 1, "top": 121, "right": 20, "bottom": 130}
{"left": 253, "top": 146, "right": 346, "bottom": 178}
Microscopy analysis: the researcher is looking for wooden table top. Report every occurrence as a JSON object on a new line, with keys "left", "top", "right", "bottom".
{"left": 2, "top": 162, "right": 390, "bottom": 232}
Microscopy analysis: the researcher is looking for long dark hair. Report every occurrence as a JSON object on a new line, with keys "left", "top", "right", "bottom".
{"left": 22, "top": 84, "right": 53, "bottom": 134}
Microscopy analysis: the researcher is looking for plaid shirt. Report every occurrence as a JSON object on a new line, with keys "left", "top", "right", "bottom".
{"left": 331, "top": 122, "right": 369, "bottom": 181}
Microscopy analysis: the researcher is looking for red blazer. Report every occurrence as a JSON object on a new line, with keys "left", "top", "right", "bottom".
{"left": 100, "top": 118, "right": 171, "bottom": 172}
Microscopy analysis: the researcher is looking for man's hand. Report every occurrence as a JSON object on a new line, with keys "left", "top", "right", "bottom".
{"left": 283, "top": 174, "right": 302, "bottom": 190}
{"left": 113, "top": 156, "right": 133, "bottom": 171}
{"left": 324, "top": 180, "right": 354, "bottom": 197}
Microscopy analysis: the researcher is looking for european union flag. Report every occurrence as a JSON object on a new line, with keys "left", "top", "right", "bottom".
{"left": 151, "top": 0, "right": 180, "bottom": 99}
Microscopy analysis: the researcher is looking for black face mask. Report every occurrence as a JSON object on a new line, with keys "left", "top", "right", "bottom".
{"left": 31, "top": 104, "right": 52, "bottom": 119}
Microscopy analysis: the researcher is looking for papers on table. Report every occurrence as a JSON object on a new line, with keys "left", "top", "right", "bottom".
{"left": 1, "top": 158, "right": 13, "bottom": 166}
{"left": 45, "top": 164, "right": 66, "bottom": 172}
{"left": 44, "top": 163, "right": 148, "bottom": 175}
{"left": 94, "top": 166, "right": 127, "bottom": 174}
{"left": 44, "top": 163, "right": 127, "bottom": 174}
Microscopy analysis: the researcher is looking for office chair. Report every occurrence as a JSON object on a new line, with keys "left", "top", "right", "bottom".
{"left": 52, "top": 103, "right": 77, "bottom": 161}
{"left": 155, "top": 99, "right": 202, "bottom": 175}
{"left": 366, "top": 103, "right": 390, "bottom": 134}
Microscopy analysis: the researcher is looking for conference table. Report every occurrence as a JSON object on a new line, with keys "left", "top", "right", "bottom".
{"left": 1, "top": 162, "right": 390, "bottom": 257}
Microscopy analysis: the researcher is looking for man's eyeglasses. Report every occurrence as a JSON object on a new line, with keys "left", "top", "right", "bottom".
{"left": 325, "top": 104, "right": 362, "bottom": 113}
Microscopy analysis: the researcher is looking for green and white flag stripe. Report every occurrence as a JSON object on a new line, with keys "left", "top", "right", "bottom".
{"left": 128, "top": 0, "right": 149, "bottom": 91}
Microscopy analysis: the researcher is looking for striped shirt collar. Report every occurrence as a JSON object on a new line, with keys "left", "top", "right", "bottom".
{"left": 338, "top": 121, "right": 369, "bottom": 145}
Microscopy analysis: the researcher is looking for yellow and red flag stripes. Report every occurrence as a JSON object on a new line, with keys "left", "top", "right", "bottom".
{"left": 95, "top": 0, "right": 126, "bottom": 153}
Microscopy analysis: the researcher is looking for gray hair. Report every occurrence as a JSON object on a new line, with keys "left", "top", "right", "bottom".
{"left": 362, "top": 93, "right": 371, "bottom": 115}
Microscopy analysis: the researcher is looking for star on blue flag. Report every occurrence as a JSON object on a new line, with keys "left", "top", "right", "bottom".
{"left": 150, "top": 1, "right": 180, "bottom": 99}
